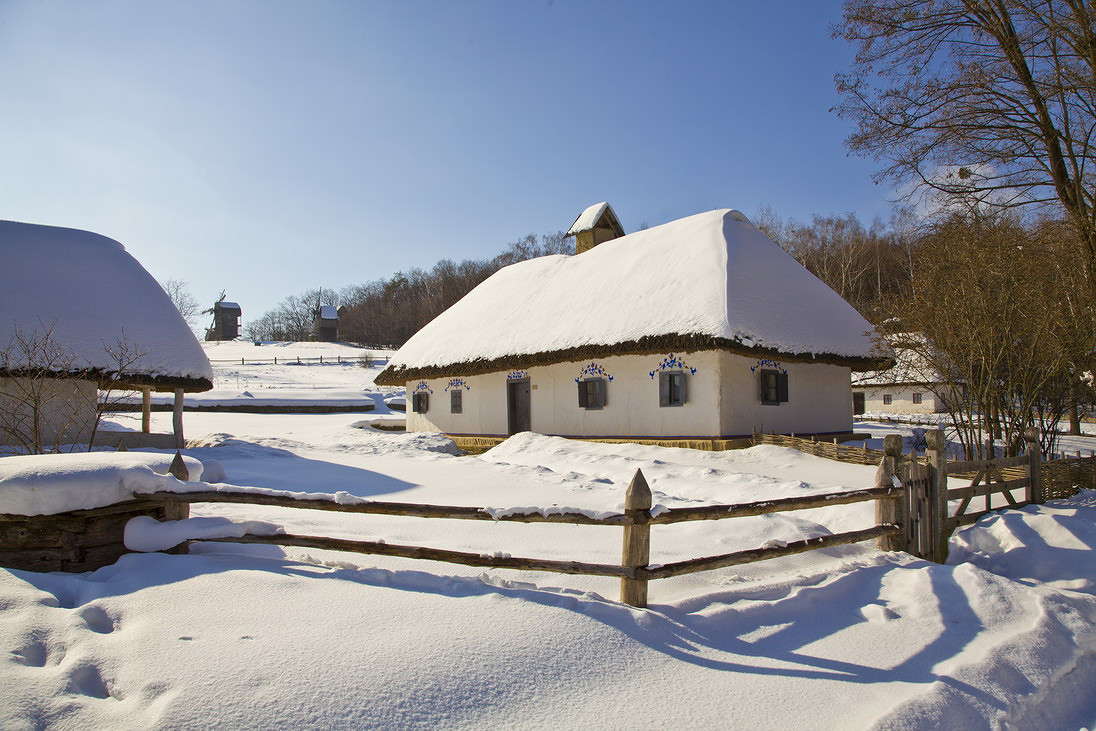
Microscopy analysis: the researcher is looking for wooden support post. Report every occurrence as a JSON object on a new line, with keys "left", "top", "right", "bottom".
{"left": 274, "top": 356, "right": 277, "bottom": 365}
{"left": 925, "top": 429, "right": 949, "bottom": 563}
{"left": 241, "top": 357, "right": 245, "bottom": 365}
{"left": 141, "top": 388, "right": 151, "bottom": 434}
{"left": 875, "top": 434, "right": 906, "bottom": 552}
{"left": 172, "top": 388, "right": 185, "bottom": 449}
{"left": 620, "top": 469, "right": 652, "bottom": 608}
{"left": 1024, "top": 428, "right": 1043, "bottom": 504}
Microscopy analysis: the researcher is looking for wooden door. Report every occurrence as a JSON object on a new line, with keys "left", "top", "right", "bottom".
{"left": 853, "top": 392, "right": 865, "bottom": 415}
{"left": 507, "top": 380, "right": 531, "bottom": 434}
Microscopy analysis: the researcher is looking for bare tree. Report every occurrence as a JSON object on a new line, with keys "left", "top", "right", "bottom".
{"left": 160, "top": 279, "right": 200, "bottom": 329}
{"left": 835, "top": 0, "right": 1096, "bottom": 289}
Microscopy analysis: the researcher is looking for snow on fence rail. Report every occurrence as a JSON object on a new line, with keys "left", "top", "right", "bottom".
{"left": 206, "top": 354, "right": 390, "bottom": 366}
{"left": 144, "top": 477, "right": 903, "bottom": 608}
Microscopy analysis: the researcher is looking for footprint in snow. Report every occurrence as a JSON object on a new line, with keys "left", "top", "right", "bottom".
{"left": 79, "top": 606, "right": 118, "bottom": 634}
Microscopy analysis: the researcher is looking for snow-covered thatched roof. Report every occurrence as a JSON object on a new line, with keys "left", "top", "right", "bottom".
{"left": 376, "top": 209, "right": 891, "bottom": 385}
{"left": 566, "top": 202, "right": 623, "bottom": 237}
{"left": 853, "top": 334, "right": 948, "bottom": 386}
{"left": 0, "top": 220, "right": 213, "bottom": 392}
{"left": 216, "top": 301, "right": 241, "bottom": 311}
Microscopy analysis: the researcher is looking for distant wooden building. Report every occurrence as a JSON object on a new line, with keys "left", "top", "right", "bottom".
{"left": 314, "top": 305, "right": 339, "bottom": 342}
{"left": 206, "top": 300, "right": 242, "bottom": 341}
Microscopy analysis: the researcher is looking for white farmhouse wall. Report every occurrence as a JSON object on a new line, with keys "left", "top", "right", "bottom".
{"left": 405, "top": 351, "right": 721, "bottom": 437}
{"left": 856, "top": 386, "right": 947, "bottom": 414}
{"left": 406, "top": 350, "right": 855, "bottom": 439}
{"left": 717, "top": 353, "right": 853, "bottom": 437}
{"left": 0, "top": 377, "right": 98, "bottom": 448}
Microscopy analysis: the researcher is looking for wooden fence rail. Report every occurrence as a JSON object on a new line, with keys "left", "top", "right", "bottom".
{"left": 147, "top": 473, "right": 902, "bottom": 608}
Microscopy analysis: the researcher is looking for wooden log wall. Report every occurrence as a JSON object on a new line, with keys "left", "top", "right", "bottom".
{"left": 0, "top": 499, "right": 188, "bottom": 573}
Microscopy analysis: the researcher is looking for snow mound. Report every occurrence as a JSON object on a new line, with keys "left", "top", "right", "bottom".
{"left": 0, "top": 452, "right": 204, "bottom": 515}
{"left": 125, "top": 516, "right": 284, "bottom": 552}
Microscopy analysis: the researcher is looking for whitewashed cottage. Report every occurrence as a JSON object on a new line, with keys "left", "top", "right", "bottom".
{"left": 852, "top": 336, "right": 956, "bottom": 415}
{"left": 375, "top": 205, "right": 891, "bottom": 450}
{"left": 0, "top": 220, "right": 213, "bottom": 450}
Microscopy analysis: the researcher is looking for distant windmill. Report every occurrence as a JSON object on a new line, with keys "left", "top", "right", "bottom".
{"left": 203, "top": 291, "right": 242, "bottom": 341}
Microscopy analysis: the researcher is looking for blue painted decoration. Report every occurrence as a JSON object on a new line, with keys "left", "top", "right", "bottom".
{"left": 649, "top": 353, "right": 698, "bottom": 379}
{"left": 574, "top": 362, "right": 614, "bottom": 383}
{"left": 749, "top": 358, "right": 787, "bottom": 374}
{"left": 444, "top": 378, "right": 471, "bottom": 392}
{"left": 413, "top": 381, "right": 434, "bottom": 394}
{"left": 506, "top": 370, "right": 529, "bottom": 381}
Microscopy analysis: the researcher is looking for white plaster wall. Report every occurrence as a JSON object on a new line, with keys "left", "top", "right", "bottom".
{"left": 404, "top": 351, "right": 722, "bottom": 437}
{"left": 0, "top": 377, "right": 98, "bottom": 448}
{"left": 856, "top": 386, "right": 947, "bottom": 414}
{"left": 717, "top": 353, "right": 853, "bottom": 437}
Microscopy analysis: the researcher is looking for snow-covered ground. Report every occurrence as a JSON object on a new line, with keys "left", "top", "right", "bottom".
{"left": 5, "top": 355, "right": 1096, "bottom": 728}
{"left": 111, "top": 340, "right": 401, "bottom": 411}
{"left": 3, "top": 411, "right": 1095, "bottom": 728}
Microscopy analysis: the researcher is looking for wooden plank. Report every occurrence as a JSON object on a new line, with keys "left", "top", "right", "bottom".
{"left": 149, "top": 491, "right": 628, "bottom": 526}
{"left": 649, "top": 486, "right": 902, "bottom": 525}
{"left": 185, "top": 533, "right": 632, "bottom": 578}
{"left": 641, "top": 525, "right": 898, "bottom": 580}
{"left": 945, "top": 455, "right": 1029, "bottom": 474}
{"left": 946, "top": 477, "right": 1029, "bottom": 501}
{"left": 948, "top": 502, "right": 1032, "bottom": 529}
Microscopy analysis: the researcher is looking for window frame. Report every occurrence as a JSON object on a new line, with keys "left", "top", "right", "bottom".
{"left": 577, "top": 377, "right": 607, "bottom": 410}
{"left": 659, "top": 370, "right": 688, "bottom": 407}
{"left": 912, "top": 392, "right": 923, "bottom": 405}
{"left": 450, "top": 389, "right": 463, "bottom": 414}
{"left": 759, "top": 369, "right": 788, "bottom": 405}
{"left": 412, "top": 392, "right": 429, "bottom": 413}
{"left": 882, "top": 394, "right": 893, "bottom": 406}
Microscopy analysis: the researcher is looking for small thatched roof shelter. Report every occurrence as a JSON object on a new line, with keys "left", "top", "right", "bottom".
{"left": 0, "top": 220, "right": 213, "bottom": 393}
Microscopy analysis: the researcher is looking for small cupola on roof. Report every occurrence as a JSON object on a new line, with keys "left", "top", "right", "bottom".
{"left": 565, "top": 202, "right": 625, "bottom": 254}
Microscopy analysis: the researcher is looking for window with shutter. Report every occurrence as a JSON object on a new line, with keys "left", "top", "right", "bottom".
{"left": 578, "top": 378, "right": 606, "bottom": 409}
{"left": 883, "top": 394, "right": 892, "bottom": 405}
{"left": 413, "top": 392, "right": 429, "bottom": 413}
{"left": 450, "top": 389, "right": 462, "bottom": 414}
{"left": 659, "top": 371, "right": 687, "bottom": 407}
{"left": 777, "top": 372, "right": 789, "bottom": 403}
{"left": 912, "top": 392, "right": 922, "bottom": 404}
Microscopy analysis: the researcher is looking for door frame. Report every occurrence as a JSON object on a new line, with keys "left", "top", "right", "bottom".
{"left": 507, "top": 378, "right": 531, "bottom": 435}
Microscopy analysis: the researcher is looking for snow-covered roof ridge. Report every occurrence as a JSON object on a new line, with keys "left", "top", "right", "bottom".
{"left": 319, "top": 305, "right": 338, "bottom": 320}
{"left": 853, "top": 333, "right": 948, "bottom": 386}
{"left": 376, "top": 209, "right": 892, "bottom": 384}
{"left": 0, "top": 220, "right": 214, "bottom": 391}
{"left": 566, "top": 202, "right": 623, "bottom": 237}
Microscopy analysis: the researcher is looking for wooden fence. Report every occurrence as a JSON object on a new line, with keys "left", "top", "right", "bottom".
{"left": 207, "top": 354, "right": 390, "bottom": 366}
{"left": 755, "top": 431, "right": 1095, "bottom": 500}
{"left": 146, "top": 474, "right": 902, "bottom": 608}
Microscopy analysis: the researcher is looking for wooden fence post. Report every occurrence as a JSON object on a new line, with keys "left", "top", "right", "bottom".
{"left": 172, "top": 388, "right": 185, "bottom": 449}
{"left": 1024, "top": 428, "right": 1043, "bottom": 504}
{"left": 875, "top": 434, "right": 906, "bottom": 552}
{"left": 141, "top": 388, "right": 151, "bottom": 434}
{"left": 925, "top": 428, "right": 949, "bottom": 563}
{"left": 620, "top": 468, "right": 652, "bottom": 608}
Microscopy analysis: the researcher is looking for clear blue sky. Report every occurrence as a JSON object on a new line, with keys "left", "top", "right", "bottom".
{"left": 0, "top": 0, "right": 893, "bottom": 324}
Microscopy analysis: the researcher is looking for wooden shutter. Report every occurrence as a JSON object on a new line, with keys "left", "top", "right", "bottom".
{"left": 450, "top": 389, "right": 462, "bottom": 414}
{"left": 597, "top": 378, "right": 607, "bottom": 408}
{"left": 677, "top": 372, "right": 688, "bottom": 404}
{"left": 777, "top": 373, "right": 789, "bottom": 403}
{"left": 578, "top": 380, "right": 588, "bottom": 408}
{"left": 659, "top": 372, "right": 670, "bottom": 407}
{"left": 759, "top": 371, "right": 770, "bottom": 402}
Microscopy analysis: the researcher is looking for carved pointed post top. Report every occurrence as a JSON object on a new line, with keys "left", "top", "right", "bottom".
{"left": 168, "top": 451, "right": 189, "bottom": 481}
{"left": 624, "top": 468, "right": 652, "bottom": 511}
